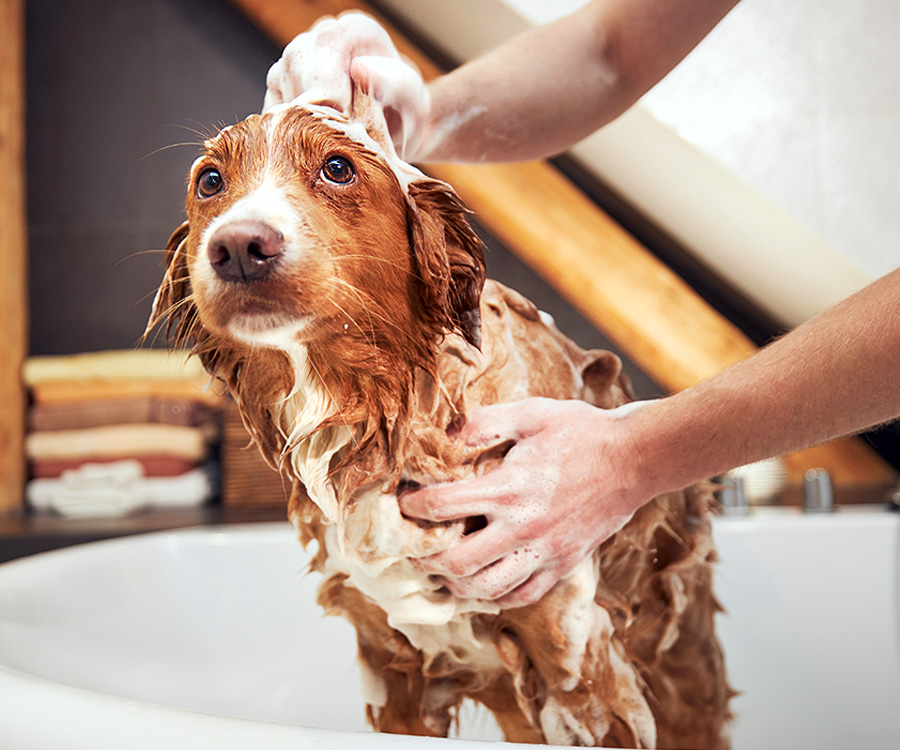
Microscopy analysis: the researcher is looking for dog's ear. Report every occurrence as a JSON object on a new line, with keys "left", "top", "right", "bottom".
{"left": 582, "top": 350, "right": 636, "bottom": 407}
{"left": 406, "top": 179, "right": 486, "bottom": 347}
{"left": 145, "top": 221, "right": 197, "bottom": 347}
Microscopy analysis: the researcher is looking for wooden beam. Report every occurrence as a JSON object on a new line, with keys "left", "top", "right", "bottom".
{"left": 0, "top": 0, "right": 27, "bottom": 513}
{"left": 228, "top": 0, "right": 895, "bottom": 487}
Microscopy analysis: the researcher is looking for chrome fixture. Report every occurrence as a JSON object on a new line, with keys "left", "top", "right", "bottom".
{"left": 719, "top": 476, "right": 750, "bottom": 515}
{"left": 803, "top": 469, "right": 834, "bottom": 513}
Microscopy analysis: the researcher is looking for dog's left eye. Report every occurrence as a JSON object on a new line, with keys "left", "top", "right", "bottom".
{"left": 321, "top": 155, "right": 355, "bottom": 185}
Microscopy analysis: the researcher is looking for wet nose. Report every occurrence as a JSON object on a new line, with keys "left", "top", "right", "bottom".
{"left": 207, "top": 221, "right": 285, "bottom": 282}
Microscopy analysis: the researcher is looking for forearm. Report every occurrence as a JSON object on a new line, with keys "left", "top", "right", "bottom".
{"left": 621, "top": 268, "right": 900, "bottom": 501}
{"left": 414, "top": 0, "right": 740, "bottom": 163}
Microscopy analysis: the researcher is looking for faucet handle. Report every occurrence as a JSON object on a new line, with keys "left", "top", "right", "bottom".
{"left": 719, "top": 476, "right": 750, "bottom": 515}
{"left": 803, "top": 468, "right": 835, "bottom": 512}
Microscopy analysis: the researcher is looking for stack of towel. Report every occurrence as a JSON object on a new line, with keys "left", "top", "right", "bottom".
{"left": 24, "top": 350, "right": 223, "bottom": 517}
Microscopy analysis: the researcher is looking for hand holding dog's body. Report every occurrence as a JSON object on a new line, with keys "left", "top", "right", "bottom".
{"left": 404, "top": 266, "right": 900, "bottom": 605}
{"left": 401, "top": 399, "right": 645, "bottom": 608}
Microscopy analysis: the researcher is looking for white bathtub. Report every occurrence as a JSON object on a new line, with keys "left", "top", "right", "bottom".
{"left": 0, "top": 508, "right": 898, "bottom": 749}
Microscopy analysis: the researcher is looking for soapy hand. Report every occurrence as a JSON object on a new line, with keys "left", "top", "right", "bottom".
{"left": 263, "top": 12, "right": 430, "bottom": 159}
{"left": 399, "top": 398, "right": 651, "bottom": 608}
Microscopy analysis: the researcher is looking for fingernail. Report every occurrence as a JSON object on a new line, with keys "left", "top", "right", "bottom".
{"left": 396, "top": 478, "right": 422, "bottom": 497}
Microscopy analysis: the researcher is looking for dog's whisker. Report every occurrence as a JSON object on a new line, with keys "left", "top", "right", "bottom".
{"left": 173, "top": 120, "right": 219, "bottom": 141}
{"left": 331, "top": 279, "right": 415, "bottom": 341}
{"left": 333, "top": 254, "right": 434, "bottom": 286}
{"left": 327, "top": 297, "right": 369, "bottom": 340}
{"left": 116, "top": 249, "right": 173, "bottom": 269}
{"left": 141, "top": 141, "right": 204, "bottom": 160}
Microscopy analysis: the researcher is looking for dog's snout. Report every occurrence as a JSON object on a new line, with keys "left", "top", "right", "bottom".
{"left": 207, "top": 221, "right": 285, "bottom": 283}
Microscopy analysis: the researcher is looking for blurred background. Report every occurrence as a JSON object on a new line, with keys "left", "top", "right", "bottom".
{"left": 3, "top": 0, "right": 898, "bottom": 553}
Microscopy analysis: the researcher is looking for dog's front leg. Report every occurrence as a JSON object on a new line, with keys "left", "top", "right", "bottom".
{"left": 358, "top": 644, "right": 462, "bottom": 737}
{"left": 498, "top": 557, "right": 657, "bottom": 747}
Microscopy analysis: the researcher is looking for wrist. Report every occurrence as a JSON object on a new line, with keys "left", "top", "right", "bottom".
{"left": 407, "top": 80, "right": 466, "bottom": 163}
{"left": 590, "top": 402, "right": 658, "bottom": 517}
{"left": 604, "top": 399, "right": 686, "bottom": 508}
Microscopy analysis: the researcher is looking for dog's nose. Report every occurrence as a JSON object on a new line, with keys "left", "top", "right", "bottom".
{"left": 207, "top": 221, "right": 285, "bottom": 282}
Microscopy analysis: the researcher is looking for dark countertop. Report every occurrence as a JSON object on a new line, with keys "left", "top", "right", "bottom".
{"left": 0, "top": 505, "right": 289, "bottom": 563}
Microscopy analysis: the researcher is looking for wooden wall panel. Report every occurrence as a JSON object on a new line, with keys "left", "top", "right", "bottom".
{"left": 0, "top": 0, "right": 27, "bottom": 513}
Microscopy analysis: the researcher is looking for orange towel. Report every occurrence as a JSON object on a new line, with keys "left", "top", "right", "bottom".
{"left": 30, "top": 455, "right": 200, "bottom": 479}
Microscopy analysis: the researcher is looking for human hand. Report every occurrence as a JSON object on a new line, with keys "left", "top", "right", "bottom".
{"left": 398, "top": 398, "right": 653, "bottom": 608}
{"left": 263, "top": 13, "right": 430, "bottom": 159}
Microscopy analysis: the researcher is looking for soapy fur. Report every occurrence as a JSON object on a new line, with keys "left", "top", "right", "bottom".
{"left": 148, "top": 82, "right": 732, "bottom": 746}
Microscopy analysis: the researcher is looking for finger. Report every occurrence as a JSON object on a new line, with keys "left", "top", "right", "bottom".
{"left": 443, "top": 554, "right": 538, "bottom": 601}
{"left": 461, "top": 398, "right": 552, "bottom": 447}
{"left": 261, "top": 89, "right": 281, "bottom": 114}
{"left": 412, "top": 524, "right": 509, "bottom": 578}
{"left": 351, "top": 56, "right": 427, "bottom": 116}
{"left": 496, "top": 568, "right": 560, "bottom": 609}
{"left": 262, "top": 61, "right": 286, "bottom": 112}
{"left": 398, "top": 474, "right": 508, "bottom": 523}
{"left": 337, "top": 13, "right": 401, "bottom": 60}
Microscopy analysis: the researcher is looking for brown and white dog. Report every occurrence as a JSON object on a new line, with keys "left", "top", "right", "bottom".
{"left": 148, "top": 88, "right": 732, "bottom": 747}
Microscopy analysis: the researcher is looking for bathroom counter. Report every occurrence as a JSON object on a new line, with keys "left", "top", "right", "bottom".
{"left": 0, "top": 506, "right": 289, "bottom": 563}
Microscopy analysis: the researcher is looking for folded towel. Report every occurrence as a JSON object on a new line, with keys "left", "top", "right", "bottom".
{"left": 26, "top": 461, "right": 217, "bottom": 517}
{"left": 30, "top": 379, "right": 222, "bottom": 406}
{"left": 24, "top": 349, "right": 204, "bottom": 384}
{"left": 30, "top": 455, "right": 200, "bottom": 479}
{"left": 28, "top": 395, "right": 218, "bottom": 434}
{"left": 25, "top": 349, "right": 223, "bottom": 406}
{"left": 26, "top": 423, "right": 208, "bottom": 462}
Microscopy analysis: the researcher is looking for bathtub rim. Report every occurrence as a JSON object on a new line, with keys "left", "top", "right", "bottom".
{"left": 0, "top": 506, "right": 896, "bottom": 749}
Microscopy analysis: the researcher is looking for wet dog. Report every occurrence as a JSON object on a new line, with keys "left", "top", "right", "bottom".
{"left": 148, "top": 93, "right": 731, "bottom": 747}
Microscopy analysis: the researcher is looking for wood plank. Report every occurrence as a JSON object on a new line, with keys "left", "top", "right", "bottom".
{"left": 0, "top": 0, "right": 27, "bottom": 513}
{"left": 229, "top": 0, "right": 895, "bottom": 486}
{"left": 430, "top": 161, "right": 756, "bottom": 392}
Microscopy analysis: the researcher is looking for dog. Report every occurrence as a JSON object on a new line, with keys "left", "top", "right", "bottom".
{"left": 148, "top": 86, "right": 732, "bottom": 747}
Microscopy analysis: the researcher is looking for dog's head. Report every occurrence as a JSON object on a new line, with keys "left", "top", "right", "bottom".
{"left": 148, "top": 102, "right": 485, "bottom": 460}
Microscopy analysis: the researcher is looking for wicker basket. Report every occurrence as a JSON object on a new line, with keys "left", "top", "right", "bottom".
{"left": 221, "top": 400, "right": 291, "bottom": 508}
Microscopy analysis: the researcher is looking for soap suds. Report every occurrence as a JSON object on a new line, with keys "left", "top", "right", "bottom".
{"left": 319, "top": 485, "right": 502, "bottom": 664}
{"left": 258, "top": 72, "right": 665, "bottom": 741}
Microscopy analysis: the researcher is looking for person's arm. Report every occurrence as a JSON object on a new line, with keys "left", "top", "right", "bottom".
{"left": 413, "top": 0, "right": 737, "bottom": 162}
{"left": 415, "top": 0, "right": 740, "bottom": 162}
{"left": 263, "top": 1, "right": 740, "bottom": 163}
{"left": 631, "top": 267, "right": 900, "bottom": 494}
{"left": 399, "top": 268, "right": 900, "bottom": 607}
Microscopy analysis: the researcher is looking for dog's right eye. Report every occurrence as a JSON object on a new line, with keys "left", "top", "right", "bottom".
{"left": 197, "top": 168, "right": 224, "bottom": 198}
